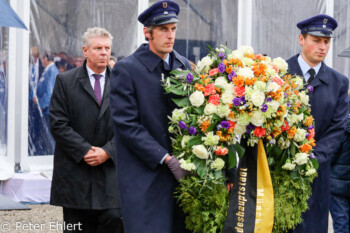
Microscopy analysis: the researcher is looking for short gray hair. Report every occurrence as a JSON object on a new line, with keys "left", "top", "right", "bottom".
{"left": 82, "top": 27, "right": 113, "bottom": 48}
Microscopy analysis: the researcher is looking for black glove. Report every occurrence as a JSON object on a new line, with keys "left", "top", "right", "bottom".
{"left": 165, "top": 156, "right": 189, "bottom": 181}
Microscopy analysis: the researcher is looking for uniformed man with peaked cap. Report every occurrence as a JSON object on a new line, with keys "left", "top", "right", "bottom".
{"left": 287, "top": 14, "right": 349, "bottom": 233}
{"left": 110, "top": 1, "right": 191, "bottom": 233}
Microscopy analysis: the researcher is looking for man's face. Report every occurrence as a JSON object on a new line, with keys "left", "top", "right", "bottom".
{"left": 299, "top": 34, "right": 331, "bottom": 67}
{"left": 83, "top": 37, "right": 111, "bottom": 73}
{"left": 145, "top": 23, "right": 177, "bottom": 59}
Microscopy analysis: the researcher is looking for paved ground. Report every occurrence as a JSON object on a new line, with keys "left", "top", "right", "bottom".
{"left": 0, "top": 204, "right": 335, "bottom": 232}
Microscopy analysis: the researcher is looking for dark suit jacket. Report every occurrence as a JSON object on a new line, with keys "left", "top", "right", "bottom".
{"left": 110, "top": 44, "right": 191, "bottom": 233}
{"left": 287, "top": 54, "right": 349, "bottom": 233}
{"left": 49, "top": 61, "right": 120, "bottom": 210}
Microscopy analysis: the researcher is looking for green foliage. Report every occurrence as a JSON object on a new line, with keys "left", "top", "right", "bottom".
{"left": 172, "top": 97, "right": 190, "bottom": 107}
{"left": 271, "top": 170, "right": 316, "bottom": 233}
{"left": 175, "top": 176, "right": 229, "bottom": 233}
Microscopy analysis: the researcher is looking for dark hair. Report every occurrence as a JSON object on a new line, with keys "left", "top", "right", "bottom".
{"left": 145, "top": 26, "right": 154, "bottom": 41}
{"left": 43, "top": 52, "right": 53, "bottom": 61}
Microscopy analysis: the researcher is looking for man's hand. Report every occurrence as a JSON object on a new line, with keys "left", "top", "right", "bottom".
{"left": 84, "top": 146, "right": 110, "bottom": 167}
{"left": 165, "top": 156, "right": 188, "bottom": 181}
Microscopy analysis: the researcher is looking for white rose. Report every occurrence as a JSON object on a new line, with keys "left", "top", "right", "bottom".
{"left": 189, "top": 91, "right": 205, "bottom": 107}
{"left": 266, "top": 66, "right": 277, "bottom": 77}
{"left": 238, "top": 45, "right": 254, "bottom": 56}
{"left": 171, "top": 108, "right": 186, "bottom": 122}
{"left": 192, "top": 145, "right": 209, "bottom": 159}
{"left": 267, "top": 82, "right": 280, "bottom": 92}
{"left": 225, "top": 83, "right": 235, "bottom": 92}
{"left": 272, "top": 57, "right": 288, "bottom": 75}
{"left": 282, "top": 162, "right": 296, "bottom": 170}
{"left": 221, "top": 92, "right": 235, "bottom": 104}
{"left": 294, "top": 128, "right": 307, "bottom": 142}
{"left": 305, "top": 168, "right": 317, "bottom": 176}
{"left": 179, "top": 159, "right": 196, "bottom": 171}
{"left": 294, "top": 153, "right": 308, "bottom": 165}
{"left": 211, "top": 158, "right": 225, "bottom": 171}
{"left": 204, "top": 103, "right": 217, "bottom": 115}
{"left": 299, "top": 92, "right": 309, "bottom": 105}
{"left": 217, "top": 104, "right": 231, "bottom": 118}
{"left": 228, "top": 50, "right": 244, "bottom": 60}
{"left": 234, "top": 123, "right": 246, "bottom": 136}
{"left": 250, "top": 111, "right": 265, "bottom": 127}
{"left": 253, "top": 81, "right": 267, "bottom": 92}
{"left": 244, "top": 86, "right": 254, "bottom": 99}
{"left": 237, "top": 67, "right": 254, "bottom": 78}
{"left": 196, "top": 56, "right": 214, "bottom": 73}
{"left": 268, "top": 100, "right": 280, "bottom": 112}
{"left": 242, "top": 57, "right": 254, "bottom": 67}
{"left": 214, "top": 76, "right": 229, "bottom": 88}
{"left": 181, "top": 135, "right": 192, "bottom": 148}
{"left": 251, "top": 91, "right": 265, "bottom": 107}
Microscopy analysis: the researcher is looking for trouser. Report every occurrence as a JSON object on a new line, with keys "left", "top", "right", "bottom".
{"left": 63, "top": 207, "right": 124, "bottom": 233}
{"left": 330, "top": 193, "right": 350, "bottom": 233}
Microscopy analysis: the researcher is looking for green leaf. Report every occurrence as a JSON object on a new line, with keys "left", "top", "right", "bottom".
{"left": 170, "top": 69, "right": 191, "bottom": 76}
{"left": 291, "top": 143, "right": 296, "bottom": 156}
{"left": 187, "top": 136, "right": 202, "bottom": 148}
{"left": 270, "top": 145, "right": 283, "bottom": 158}
{"left": 298, "top": 108, "right": 307, "bottom": 114}
{"left": 212, "top": 114, "right": 221, "bottom": 122}
{"left": 172, "top": 97, "right": 190, "bottom": 107}
{"left": 168, "top": 86, "right": 188, "bottom": 96}
{"left": 193, "top": 106, "right": 204, "bottom": 115}
{"left": 213, "top": 170, "right": 223, "bottom": 179}
{"left": 290, "top": 171, "right": 299, "bottom": 180}
{"left": 268, "top": 157, "right": 274, "bottom": 166}
{"left": 311, "top": 158, "right": 319, "bottom": 170}
{"left": 227, "top": 145, "right": 237, "bottom": 169}
{"left": 196, "top": 161, "right": 207, "bottom": 179}
{"left": 204, "top": 122, "right": 217, "bottom": 133}
{"left": 234, "top": 143, "right": 245, "bottom": 158}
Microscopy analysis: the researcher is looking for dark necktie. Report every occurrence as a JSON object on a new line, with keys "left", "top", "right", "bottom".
{"left": 163, "top": 60, "right": 171, "bottom": 71}
{"left": 307, "top": 68, "right": 315, "bottom": 84}
{"left": 92, "top": 74, "right": 102, "bottom": 105}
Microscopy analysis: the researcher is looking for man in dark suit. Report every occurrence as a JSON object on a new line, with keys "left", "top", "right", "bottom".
{"left": 50, "top": 27, "right": 123, "bottom": 233}
{"left": 287, "top": 14, "right": 349, "bottom": 233}
{"left": 110, "top": 1, "right": 191, "bottom": 233}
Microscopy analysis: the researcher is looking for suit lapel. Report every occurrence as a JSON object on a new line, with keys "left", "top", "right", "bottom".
{"left": 78, "top": 71, "right": 100, "bottom": 106}
{"left": 310, "top": 62, "right": 330, "bottom": 88}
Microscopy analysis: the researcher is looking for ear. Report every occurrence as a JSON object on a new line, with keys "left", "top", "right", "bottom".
{"left": 82, "top": 46, "right": 88, "bottom": 58}
{"left": 298, "top": 34, "right": 304, "bottom": 46}
{"left": 143, "top": 27, "right": 151, "bottom": 40}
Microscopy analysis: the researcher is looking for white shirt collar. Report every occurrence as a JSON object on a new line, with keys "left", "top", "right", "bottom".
{"left": 163, "top": 54, "right": 170, "bottom": 65}
{"left": 86, "top": 64, "right": 106, "bottom": 78}
{"left": 297, "top": 55, "right": 322, "bottom": 77}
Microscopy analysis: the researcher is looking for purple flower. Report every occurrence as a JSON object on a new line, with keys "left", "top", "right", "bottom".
{"left": 228, "top": 71, "right": 237, "bottom": 81}
{"left": 308, "top": 125, "right": 314, "bottom": 130}
{"left": 310, "top": 153, "right": 315, "bottom": 159}
{"left": 305, "top": 133, "right": 310, "bottom": 138}
{"left": 266, "top": 97, "right": 272, "bottom": 102}
{"left": 240, "top": 96, "right": 246, "bottom": 104}
{"left": 286, "top": 102, "right": 291, "bottom": 108}
{"left": 218, "top": 62, "right": 225, "bottom": 73}
{"left": 307, "top": 85, "right": 314, "bottom": 93}
{"left": 269, "top": 140, "right": 275, "bottom": 145}
{"left": 218, "top": 52, "right": 226, "bottom": 60}
{"left": 233, "top": 97, "right": 241, "bottom": 106}
{"left": 179, "top": 75, "right": 183, "bottom": 79}
{"left": 220, "top": 121, "right": 230, "bottom": 129}
{"left": 284, "top": 92, "right": 288, "bottom": 98}
{"left": 261, "top": 104, "right": 268, "bottom": 112}
{"left": 186, "top": 73, "right": 193, "bottom": 83}
{"left": 246, "top": 124, "right": 256, "bottom": 134}
{"left": 179, "top": 121, "right": 187, "bottom": 130}
{"left": 188, "top": 126, "right": 197, "bottom": 135}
